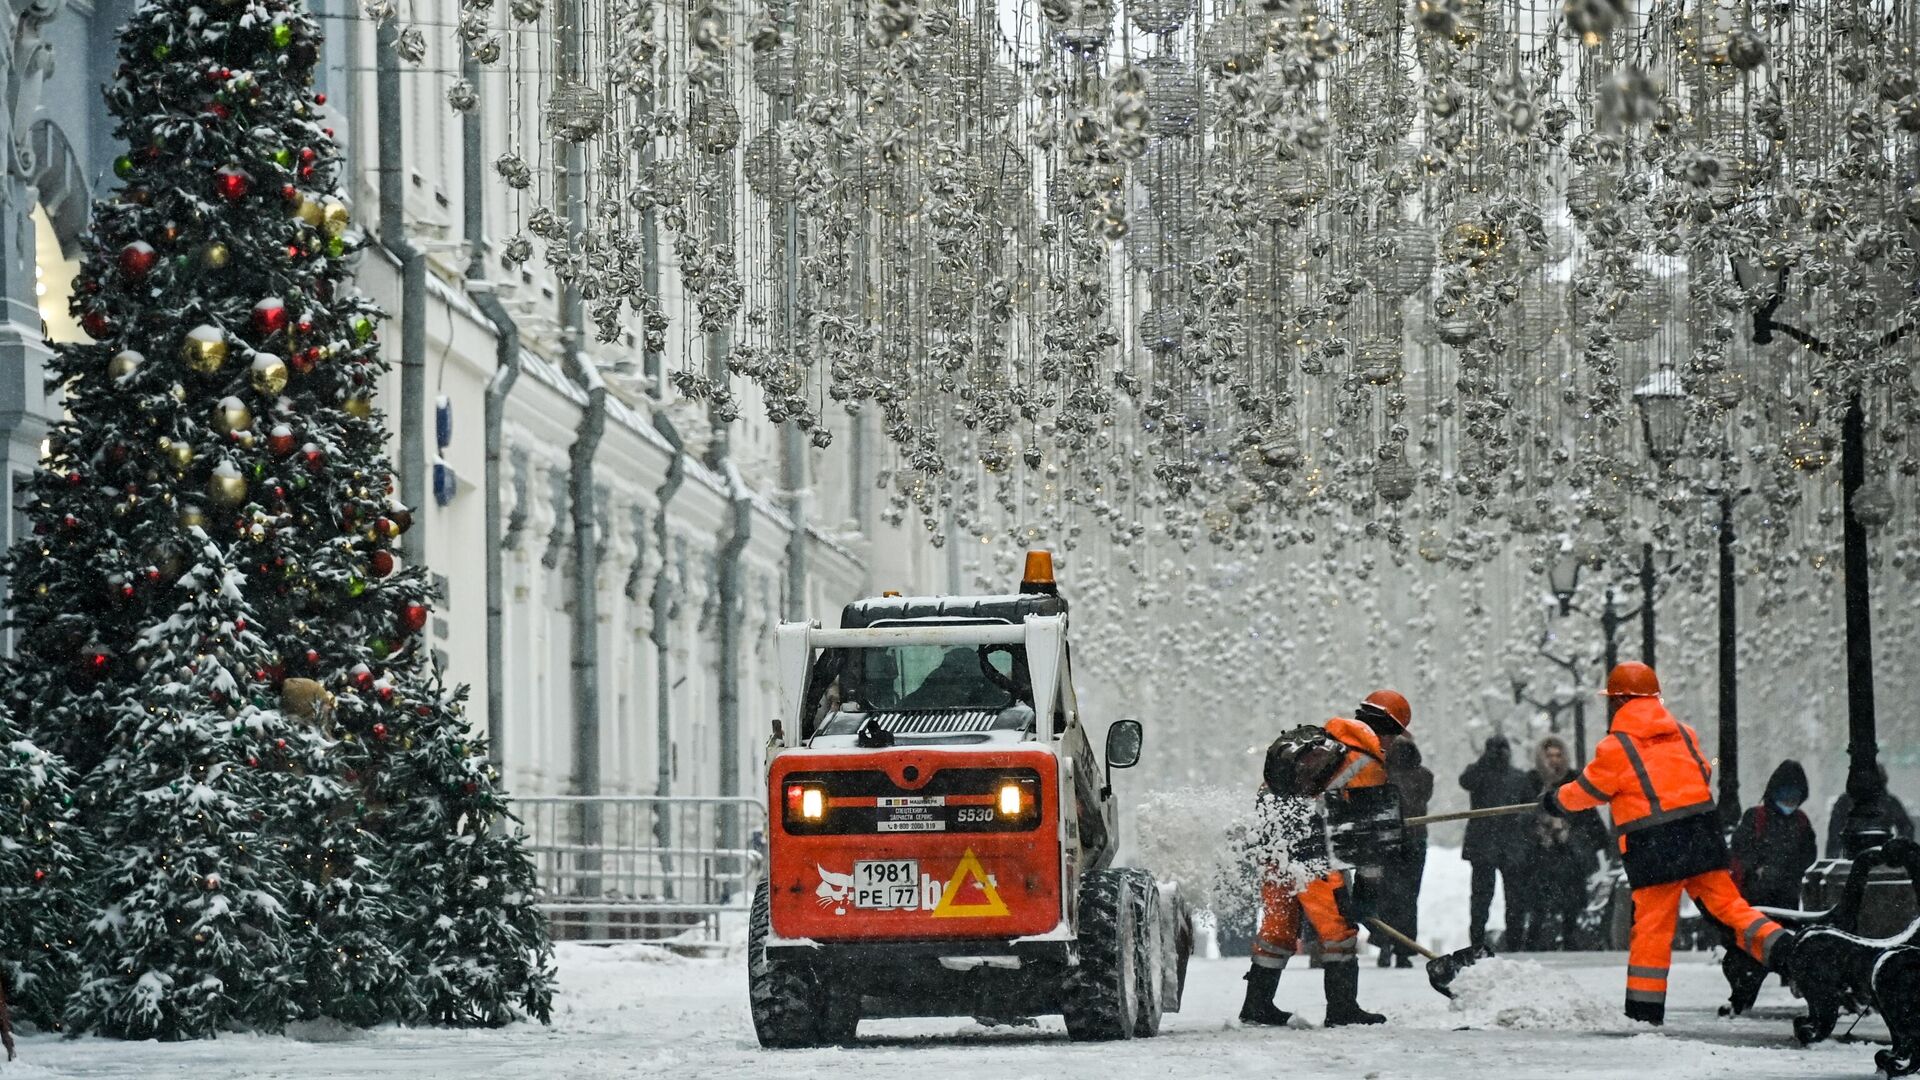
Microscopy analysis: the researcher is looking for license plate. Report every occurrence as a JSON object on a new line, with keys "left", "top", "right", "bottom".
{"left": 854, "top": 860, "right": 920, "bottom": 909}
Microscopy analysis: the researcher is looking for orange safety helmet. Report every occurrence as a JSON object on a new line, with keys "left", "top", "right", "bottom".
{"left": 1602, "top": 661, "right": 1662, "bottom": 699}
{"left": 1360, "top": 689, "right": 1413, "bottom": 731}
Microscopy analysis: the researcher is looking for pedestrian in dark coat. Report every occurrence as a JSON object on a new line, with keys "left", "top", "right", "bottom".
{"left": 1514, "top": 735, "right": 1606, "bottom": 950}
{"left": 1375, "top": 736, "right": 1435, "bottom": 967}
{"left": 1459, "top": 735, "right": 1538, "bottom": 948}
{"left": 1722, "top": 760, "right": 1818, "bottom": 1015}
{"left": 1825, "top": 764, "right": 1914, "bottom": 857}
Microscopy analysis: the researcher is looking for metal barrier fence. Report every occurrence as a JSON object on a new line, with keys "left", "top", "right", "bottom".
{"left": 510, "top": 795, "right": 767, "bottom": 948}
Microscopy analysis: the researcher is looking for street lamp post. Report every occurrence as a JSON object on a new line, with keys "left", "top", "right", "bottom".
{"left": 1731, "top": 256, "right": 1911, "bottom": 854}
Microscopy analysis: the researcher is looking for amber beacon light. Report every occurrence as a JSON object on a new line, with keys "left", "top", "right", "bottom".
{"left": 1019, "top": 549, "right": 1058, "bottom": 595}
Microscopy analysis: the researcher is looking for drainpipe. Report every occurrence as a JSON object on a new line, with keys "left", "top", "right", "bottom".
{"left": 649, "top": 412, "right": 686, "bottom": 893}
{"left": 715, "top": 464, "right": 752, "bottom": 807}
{"left": 774, "top": 91, "right": 807, "bottom": 620}
{"left": 702, "top": 151, "right": 746, "bottom": 834}
{"left": 375, "top": 20, "right": 427, "bottom": 562}
{"left": 464, "top": 46, "right": 519, "bottom": 764}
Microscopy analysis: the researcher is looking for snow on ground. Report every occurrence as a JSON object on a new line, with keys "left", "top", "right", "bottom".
{"left": 5, "top": 943, "right": 1889, "bottom": 1080}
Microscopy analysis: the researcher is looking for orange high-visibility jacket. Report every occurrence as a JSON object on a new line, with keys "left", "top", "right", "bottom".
{"left": 1556, "top": 697, "right": 1716, "bottom": 848}
{"left": 1323, "top": 716, "right": 1388, "bottom": 792}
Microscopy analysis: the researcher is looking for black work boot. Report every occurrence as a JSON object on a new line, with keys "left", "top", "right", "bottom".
{"left": 1323, "top": 960, "right": 1386, "bottom": 1026}
{"left": 1239, "top": 962, "right": 1293, "bottom": 1026}
{"left": 1625, "top": 998, "right": 1665, "bottom": 1026}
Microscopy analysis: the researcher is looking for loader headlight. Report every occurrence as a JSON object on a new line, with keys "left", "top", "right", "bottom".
{"left": 998, "top": 783, "right": 1022, "bottom": 816}
{"left": 785, "top": 783, "right": 827, "bottom": 823}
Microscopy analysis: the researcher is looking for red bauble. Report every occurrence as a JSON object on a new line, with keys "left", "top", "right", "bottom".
{"left": 119, "top": 241, "right": 158, "bottom": 281}
{"left": 205, "top": 103, "right": 231, "bottom": 120}
{"left": 268, "top": 424, "right": 297, "bottom": 456}
{"left": 314, "top": 93, "right": 327, "bottom": 105}
{"left": 234, "top": 617, "right": 248, "bottom": 632}
{"left": 389, "top": 506, "right": 415, "bottom": 534}
{"left": 372, "top": 722, "right": 388, "bottom": 739}
{"left": 399, "top": 603, "right": 429, "bottom": 635}
{"left": 350, "top": 663, "right": 374, "bottom": 690}
{"left": 289, "top": 349, "right": 316, "bottom": 375}
{"left": 376, "top": 684, "right": 395, "bottom": 704}
{"left": 369, "top": 549, "right": 395, "bottom": 578}
{"left": 296, "top": 316, "right": 315, "bottom": 336}
{"left": 299, "top": 147, "right": 317, "bottom": 165}
{"left": 66, "top": 470, "right": 82, "bottom": 486}
{"left": 251, "top": 297, "right": 289, "bottom": 337}
{"left": 304, "top": 648, "right": 319, "bottom": 666}
{"left": 81, "top": 310, "right": 110, "bottom": 338}
{"left": 301, "top": 442, "right": 325, "bottom": 472}
{"left": 214, "top": 165, "right": 252, "bottom": 202}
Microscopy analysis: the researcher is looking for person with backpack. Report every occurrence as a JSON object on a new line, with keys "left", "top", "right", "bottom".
{"left": 1241, "top": 690, "right": 1411, "bottom": 1028}
{"left": 1720, "top": 759, "right": 1818, "bottom": 1014}
{"left": 1542, "top": 663, "right": 1797, "bottom": 1025}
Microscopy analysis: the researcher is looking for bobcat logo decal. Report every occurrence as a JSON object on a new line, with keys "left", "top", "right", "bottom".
{"left": 816, "top": 865, "right": 854, "bottom": 915}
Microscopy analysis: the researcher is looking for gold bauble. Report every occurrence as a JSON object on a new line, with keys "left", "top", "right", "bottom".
{"left": 321, "top": 199, "right": 351, "bottom": 237}
{"left": 249, "top": 355, "right": 289, "bottom": 396}
{"left": 160, "top": 437, "right": 195, "bottom": 472}
{"left": 202, "top": 242, "right": 231, "bottom": 269}
{"left": 343, "top": 394, "right": 373, "bottom": 419}
{"left": 293, "top": 194, "right": 325, "bottom": 229}
{"left": 181, "top": 325, "right": 229, "bottom": 374}
{"left": 213, "top": 395, "right": 253, "bottom": 436}
{"left": 108, "top": 349, "right": 144, "bottom": 380}
{"left": 208, "top": 461, "right": 247, "bottom": 507}
{"left": 178, "top": 503, "right": 208, "bottom": 530}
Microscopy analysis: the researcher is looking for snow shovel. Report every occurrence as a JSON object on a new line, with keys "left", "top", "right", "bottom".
{"left": 1362, "top": 917, "right": 1493, "bottom": 999}
{"left": 1402, "top": 802, "right": 1536, "bottom": 828}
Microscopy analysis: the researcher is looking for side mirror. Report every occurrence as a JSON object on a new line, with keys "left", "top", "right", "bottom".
{"left": 1105, "top": 719, "right": 1143, "bottom": 770}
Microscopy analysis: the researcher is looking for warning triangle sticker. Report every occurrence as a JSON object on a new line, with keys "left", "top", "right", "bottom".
{"left": 931, "top": 849, "right": 1010, "bottom": 918}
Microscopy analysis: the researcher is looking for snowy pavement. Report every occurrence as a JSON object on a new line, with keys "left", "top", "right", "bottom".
{"left": 3, "top": 944, "right": 1891, "bottom": 1080}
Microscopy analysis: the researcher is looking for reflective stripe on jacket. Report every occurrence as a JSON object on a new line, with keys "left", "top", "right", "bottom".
{"left": 1555, "top": 697, "right": 1716, "bottom": 846}
{"left": 1323, "top": 716, "right": 1388, "bottom": 791}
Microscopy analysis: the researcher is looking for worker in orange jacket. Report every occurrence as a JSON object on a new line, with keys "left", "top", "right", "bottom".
{"left": 1543, "top": 662, "right": 1798, "bottom": 1025}
{"left": 1243, "top": 689, "right": 1409, "bottom": 1028}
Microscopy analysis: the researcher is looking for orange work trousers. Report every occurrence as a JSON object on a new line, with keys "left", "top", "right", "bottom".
{"left": 1628, "top": 868, "right": 1785, "bottom": 1008}
{"left": 1251, "top": 870, "right": 1357, "bottom": 969}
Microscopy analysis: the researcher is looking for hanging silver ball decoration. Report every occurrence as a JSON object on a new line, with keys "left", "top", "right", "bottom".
{"left": 1127, "top": 0, "right": 1194, "bottom": 35}
{"left": 1139, "top": 55, "right": 1202, "bottom": 138}
{"left": 1853, "top": 480, "right": 1895, "bottom": 527}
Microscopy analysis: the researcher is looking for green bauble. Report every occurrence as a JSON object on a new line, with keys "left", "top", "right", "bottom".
{"left": 369, "top": 637, "right": 390, "bottom": 659}
{"left": 347, "top": 576, "right": 366, "bottom": 597}
{"left": 273, "top": 148, "right": 293, "bottom": 168}
{"left": 271, "top": 23, "right": 293, "bottom": 47}
{"left": 151, "top": 43, "right": 170, "bottom": 60}
{"left": 352, "top": 316, "right": 374, "bottom": 342}
{"left": 326, "top": 236, "right": 346, "bottom": 258}
{"left": 113, "top": 155, "right": 135, "bottom": 179}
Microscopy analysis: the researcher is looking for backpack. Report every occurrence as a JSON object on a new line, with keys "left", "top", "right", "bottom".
{"left": 1263, "top": 725, "right": 1351, "bottom": 799}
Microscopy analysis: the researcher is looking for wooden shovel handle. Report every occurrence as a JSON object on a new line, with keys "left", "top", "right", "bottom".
{"left": 1363, "top": 917, "right": 1438, "bottom": 961}
{"left": 1403, "top": 802, "right": 1537, "bottom": 827}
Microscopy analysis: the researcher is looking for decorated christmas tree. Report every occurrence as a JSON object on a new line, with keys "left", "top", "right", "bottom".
{"left": 0, "top": 705, "right": 87, "bottom": 1032}
{"left": 2, "top": 0, "right": 549, "bottom": 1032}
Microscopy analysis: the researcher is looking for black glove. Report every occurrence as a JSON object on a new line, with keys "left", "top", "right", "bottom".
{"left": 1539, "top": 785, "right": 1569, "bottom": 818}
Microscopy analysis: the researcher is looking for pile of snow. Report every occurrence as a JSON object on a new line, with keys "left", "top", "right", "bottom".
{"left": 1443, "top": 956, "right": 1630, "bottom": 1031}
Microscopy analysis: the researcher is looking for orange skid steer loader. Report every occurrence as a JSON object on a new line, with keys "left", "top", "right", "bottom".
{"left": 749, "top": 554, "right": 1192, "bottom": 1047}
